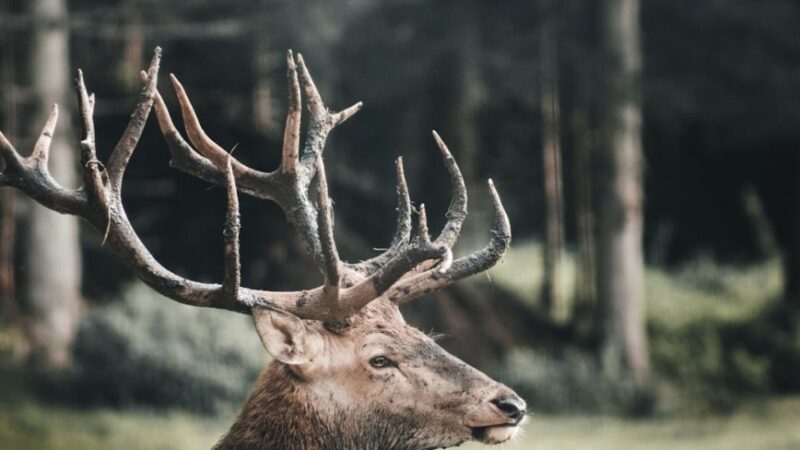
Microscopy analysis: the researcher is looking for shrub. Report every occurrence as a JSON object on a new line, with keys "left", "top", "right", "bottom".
{"left": 493, "top": 349, "right": 653, "bottom": 415}
{"left": 69, "top": 282, "right": 267, "bottom": 413}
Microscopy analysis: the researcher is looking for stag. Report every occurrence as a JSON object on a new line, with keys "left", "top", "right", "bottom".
{"left": 0, "top": 48, "right": 526, "bottom": 450}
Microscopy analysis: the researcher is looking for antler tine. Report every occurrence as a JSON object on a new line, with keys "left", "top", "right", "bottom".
{"left": 295, "top": 53, "right": 325, "bottom": 120}
{"left": 30, "top": 104, "right": 59, "bottom": 165}
{"left": 294, "top": 53, "right": 362, "bottom": 166}
{"left": 431, "top": 131, "right": 467, "bottom": 249}
{"left": 417, "top": 203, "right": 431, "bottom": 243}
{"left": 169, "top": 73, "right": 233, "bottom": 170}
{"left": 76, "top": 69, "right": 95, "bottom": 161}
{"left": 106, "top": 48, "right": 161, "bottom": 194}
{"left": 281, "top": 50, "right": 301, "bottom": 174}
{"left": 333, "top": 200, "right": 456, "bottom": 317}
{"left": 351, "top": 157, "right": 412, "bottom": 274}
{"left": 391, "top": 157, "right": 413, "bottom": 247}
{"left": 0, "top": 110, "right": 86, "bottom": 215}
{"left": 151, "top": 72, "right": 284, "bottom": 201}
{"left": 76, "top": 69, "right": 112, "bottom": 218}
{"left": 352, "top": 133, "right": 466, "bottom": 277}
{"left": 223, "top": 156, "right": 242, "bottom": 301}
{"left": 0, "top": 129, "right": 18, "bottom": 163}
{"left": 385, "top": 179, "right": 511, "bottom": 304}
{"left": 315, "top": 159, "right": 341, "bottom": 301}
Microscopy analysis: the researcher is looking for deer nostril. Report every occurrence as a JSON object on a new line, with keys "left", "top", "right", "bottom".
{"left": 491, "top": 397, "right": 526, "bottom": 423}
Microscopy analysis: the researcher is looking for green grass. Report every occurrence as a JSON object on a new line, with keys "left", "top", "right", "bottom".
{"left": 464, "top": 396, "right": 800, "bottom": 450}
{"left": 1, "top": 395, "right": 798, "bottom": 449}
{"left": 0, "top": 401, "right": 228, "bottom": 450}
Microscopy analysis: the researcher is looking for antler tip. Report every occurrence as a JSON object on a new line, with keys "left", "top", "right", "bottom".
{"left": 487, "top": 178, "right": 502, "bottom": 206}
{"left": 431, "top": 130, "right": 453, "bottom": 157}
{"left": 431, "top": 130, "right": 444, "bottom": 145}
{"left": 76, "top": 68, "right": 86, "bottom": 87}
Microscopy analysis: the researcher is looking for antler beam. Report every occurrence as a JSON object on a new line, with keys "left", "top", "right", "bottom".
{"left": 0, "top": 47, "right": 511, "bottom": 325}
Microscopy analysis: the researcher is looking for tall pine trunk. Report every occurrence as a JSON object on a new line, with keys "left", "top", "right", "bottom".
{"left": 21, "top": 0, "right": 82, "bottom": 369}
{"left": 595, "top": 0, "right": 649, "bottom": 382}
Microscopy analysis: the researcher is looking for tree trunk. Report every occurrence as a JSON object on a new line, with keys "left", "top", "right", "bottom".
{"left": 571, "top": 104, "right": 597, "bottom": 337}
{"left": 786, "top": 151, "right": 800, "bottom": 306}
{"left": 0, "top": 20, "right": 19, "bottom": 329}
{"left": 21, "top": 0, "right": 82, "bottom": 369}
{"left": 252, "top": 23, "right": 279, "bottom": 137}
{"left": 539, "top": 18, "right": 565, "bottom": 320}
{"left": 595, "top": 0, "right": 649, "bottom": 382}
{"left": 121, "top": 0, "right": 144, "bottom": 92}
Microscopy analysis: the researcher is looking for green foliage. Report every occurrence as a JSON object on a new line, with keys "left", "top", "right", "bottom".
{"left": 68, "top": 283, "right": 267, "bottom": 413}
{"left": 490, "top": 242, "right": 800, "bottom": 412}
{"left": 647, "top": 258, "right": 800, "bottom": 410}
{"left": 494, "top": 349, "right": 652, "bottom": 415}
{"left": 649, "top": 321, "right": 770, "bottom": 409}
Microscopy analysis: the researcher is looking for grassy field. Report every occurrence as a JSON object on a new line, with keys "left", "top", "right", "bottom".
{"left": 1, "top": 396, "right": 798, "bottom": 449}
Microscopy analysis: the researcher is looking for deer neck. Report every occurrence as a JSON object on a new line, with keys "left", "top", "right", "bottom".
{"left": 213, "top": 362, "right": 425, "bottom": 450}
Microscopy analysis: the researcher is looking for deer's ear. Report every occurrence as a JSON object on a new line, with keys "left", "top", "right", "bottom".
{"left": 252, "top": 307, "right": 322, "bottom": 366}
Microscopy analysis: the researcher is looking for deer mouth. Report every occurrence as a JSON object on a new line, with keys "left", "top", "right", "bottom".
{"left": 470, "top": 422, "right": 522, "bottom": 444}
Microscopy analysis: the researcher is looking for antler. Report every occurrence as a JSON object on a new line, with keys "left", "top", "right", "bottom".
{"left": 0, "top": 47, "right": 510, "bottom": 325}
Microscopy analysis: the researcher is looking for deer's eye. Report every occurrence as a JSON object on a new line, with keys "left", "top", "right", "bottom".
{"left": 369, "top": 356, "right": 394, "bottom": 369}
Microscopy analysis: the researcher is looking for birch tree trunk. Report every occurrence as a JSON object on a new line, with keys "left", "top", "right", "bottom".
{"left": 21, "top": 0, "right": 82, "bottom": 369}
{"left": 595, "top": 0, "right": 649, "bottom": 382}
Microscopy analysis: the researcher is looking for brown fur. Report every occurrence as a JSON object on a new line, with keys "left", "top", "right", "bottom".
{"left": 215, "top": 300, "right": 524, "bottom": 450}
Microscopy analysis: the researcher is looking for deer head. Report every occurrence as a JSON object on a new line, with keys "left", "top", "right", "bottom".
{"left": 0, "top": 48, "right": 525, "bottom": 450}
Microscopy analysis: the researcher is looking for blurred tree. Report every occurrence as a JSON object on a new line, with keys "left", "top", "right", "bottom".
{"left": 19, "top": 0, "right": 82, "bottom": 369}
{"left": 0, "top": 7, "right": 21, "bottom": 348}
{"left": 569, "top": 88, "right": 596, "bottom": 336}
{"left": 539, "top": 4, "right": 565, "bottom": 319}
{"left": 119, "top": 0, "right": 144, "bottom": 92}
{"left": 595, "top": 0, "right": 649, "bottom": 382}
